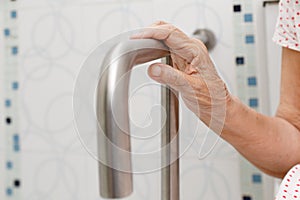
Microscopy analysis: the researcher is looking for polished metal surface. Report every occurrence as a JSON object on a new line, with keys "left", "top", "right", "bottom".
{"left": 97, "top": 39, "right": 181, "bottom": 199}
{"left": 193, "top": 28, "right": 217, "bottom": 51}
{"left": 161, "top": 57, "right": 180, "bottom": 200}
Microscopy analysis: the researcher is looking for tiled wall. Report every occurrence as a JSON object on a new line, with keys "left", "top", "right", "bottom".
{"left": 0, "top": 0, "right": 277, "bottom": 199}
{"left": 232, "top": 1, "right": 265, "bottom": 199}
{"left": 1, "top": 1, "right": 21, "bottom": 199}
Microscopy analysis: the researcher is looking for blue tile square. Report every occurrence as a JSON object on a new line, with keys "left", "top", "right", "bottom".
{"left": 13, "top": 134, "right": 19, "bottom": 143}
{"left": 245, "top": 35, "right": 255, "bottom": 44}
{"left": 11, "top": 46, "right": 18, "bottom": 55}
{"left": 6, "top": 161, "right": 13, "bottom": 169}
{"left": 248, "top": 77, "right": 257, "bottom": 86}
{"left": 249, "top": 98, "right": 258, "bottom": 108}
{"left": 12, "top": 82, "right": 19, "bottom": 90}
{"left": 244, "top": 14, "right": 253, "bottom": 22}
{"left": 6, "top": 188, "right": 13, "bottom": 196}
{"left": 236, "top": 57, "right": 245, "bottom": 65}
{"left": 4, "top": 28, "right": 10, "bottom": 36}
{"left": 5, "top": 99, "right": 11, "bottom": 107}
{"left": 13, "top": 145, "right": 20, "bottom": 152}
{"left": 11, "top": 10, "right": 17, "bottom": 18}
{"left": 252, "top": 173, "right": 262, "bottom": 183}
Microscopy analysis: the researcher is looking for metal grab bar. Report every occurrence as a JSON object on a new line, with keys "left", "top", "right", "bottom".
{"left": 96, "top": 39, "right": 179, "bottom": 199}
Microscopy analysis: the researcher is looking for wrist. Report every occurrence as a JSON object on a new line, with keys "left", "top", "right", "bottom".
{"left": 223, "top": 94, "right": 242, "bottom": 134}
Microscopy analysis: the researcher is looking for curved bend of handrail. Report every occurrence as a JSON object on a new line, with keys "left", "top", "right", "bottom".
{"left": 97, "top": 39, "right": 170, "bottom": 198}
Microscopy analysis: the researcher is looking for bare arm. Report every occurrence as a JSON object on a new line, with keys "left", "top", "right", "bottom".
{"left": 132, "top": 22, "right": 300, "bottom": 178}
{"left": 223, "top": 47, "right": 300, "bottom": 178}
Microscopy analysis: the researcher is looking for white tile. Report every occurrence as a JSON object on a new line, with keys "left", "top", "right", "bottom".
{"left": 181, "top": 159, "right": 241, "bottom": 200}
{"left": 21, "top": 153, "right": 92, "bottom": 200}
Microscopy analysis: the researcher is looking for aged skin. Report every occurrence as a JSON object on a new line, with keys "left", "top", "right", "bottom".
{"left": 132, "top": 21, "right": 300, "bottom": 178}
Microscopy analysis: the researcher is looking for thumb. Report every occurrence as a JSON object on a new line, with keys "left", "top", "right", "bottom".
{"left": 148, "top": 63, "right": 190, "bottom": 92}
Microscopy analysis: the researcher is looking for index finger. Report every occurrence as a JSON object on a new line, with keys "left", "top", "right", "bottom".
{"left": 130, "top": 24, "right": 178, "bottom": 40}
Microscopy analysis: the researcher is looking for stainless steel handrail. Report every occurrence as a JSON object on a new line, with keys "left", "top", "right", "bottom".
{"left": 96, "top": 39, "right": 179, "bottom": 199}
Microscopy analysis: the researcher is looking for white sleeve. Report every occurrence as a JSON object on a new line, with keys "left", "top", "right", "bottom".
{"left": 272, "top": 0, "right": 300, "bottom": 51}
{"left": 275, "top": 164, "right": 300, "bottom": 200}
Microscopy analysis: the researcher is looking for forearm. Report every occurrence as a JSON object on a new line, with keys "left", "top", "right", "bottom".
{"left": 221, "top": 95, "right": 300, "bottom": 178}
{"left": 132, "top": 23, "right": 300, "bottom": 178}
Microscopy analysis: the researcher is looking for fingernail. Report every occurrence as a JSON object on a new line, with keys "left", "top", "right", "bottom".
{"left": 150, "top": 65, "right": 161, "bottom": 76}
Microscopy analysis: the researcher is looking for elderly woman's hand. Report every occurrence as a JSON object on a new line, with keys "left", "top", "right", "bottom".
{"left": 131, "top": 21, "right": 232, "bottom": 132}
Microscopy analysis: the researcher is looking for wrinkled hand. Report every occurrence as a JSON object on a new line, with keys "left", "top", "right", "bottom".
{"left": 131, "top": 21, "right": 231, "bottom": 133}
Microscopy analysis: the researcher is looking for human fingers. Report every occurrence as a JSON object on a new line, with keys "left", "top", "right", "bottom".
{"left": 131, "top": 22, "right": 209, "bottom": 71}
{"left": 131, "top": 21, "right": 174, "bottom": 39}
{"left": 130, "top": 24, "right": 181, "bottom": 41}
{"left": 147, "top": 63, "right": 192, "bottom": 92}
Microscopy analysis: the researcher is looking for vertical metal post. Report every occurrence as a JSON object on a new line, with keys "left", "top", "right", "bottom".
{"left": 97, "top": 39, "right": 170, "bottom": 199}
{"left": 161, "top": 56, "right": 180, "bottom": 200}
{"left": 97, "top": 39, "right": 181, "bottom": 199}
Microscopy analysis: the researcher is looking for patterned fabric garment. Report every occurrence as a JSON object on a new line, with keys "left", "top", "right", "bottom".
{"left": 273, "top": 0, "right": 300, "bottom": 199}
{"left": 275, "top": 165, "right": 300, "bottom": 200}
{"left": 273, "top": 0, "right": 300, "bottom": 51}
